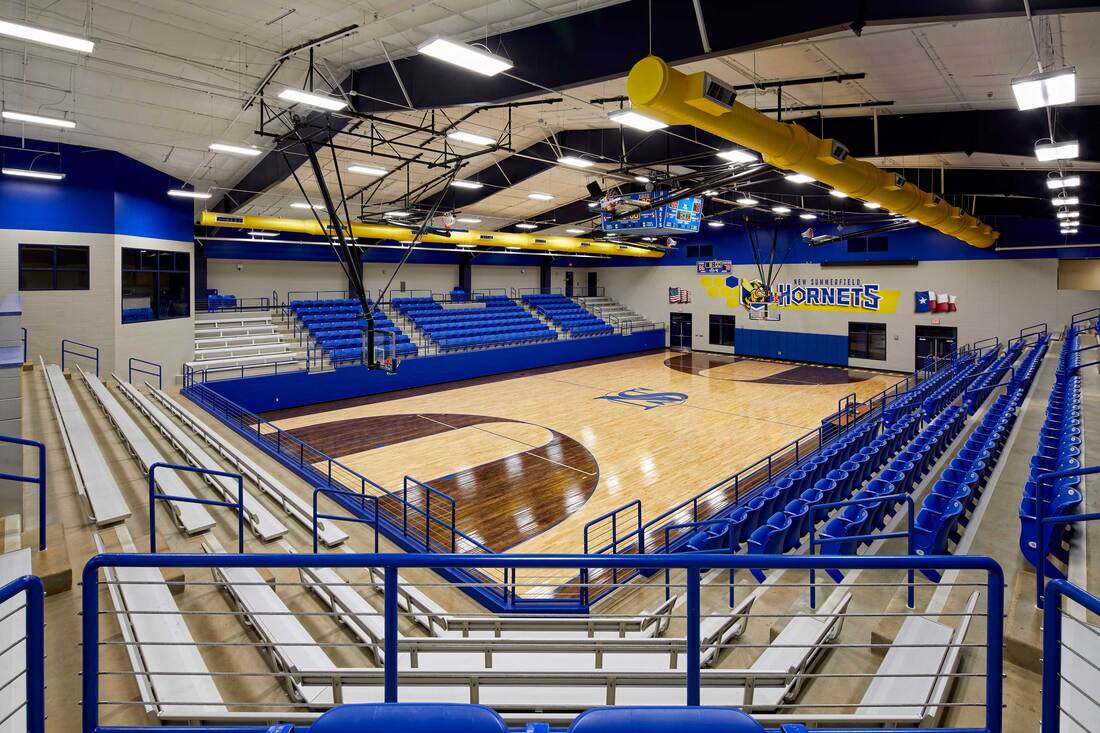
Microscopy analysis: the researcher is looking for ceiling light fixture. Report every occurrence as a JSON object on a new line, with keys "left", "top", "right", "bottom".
{"left": 772, "top": 205, "right": 791, "bottom": 214}
{"left": 446, "top": 130, "right": 496, "bottom": 147}
{"left": 527, "top": 192, "right": 555, "bottom": 201}
{"left": 785, "top": 173, "right": 814, "bottom": 184}
{"left": 348, "top": 165, "right": 386, "bottom": 176}
{"left": 703, "top": 190, "right": 718, "bottom": 197}
{"left": 291, "top": 202, "right": 324, "bottom": 210}
{"left": 0, "top": 19, "right": 93, "bottom": 53}
{"left": 1047, "top": 175, "right": 1080, "bottom": 189}
{"left": 3, "top": 167, "right": 64, "bottom": 180}
{"left": 718, "top": 149, "right": 759, "bottom": 164}
{"left": 248, "top": 230, "right": 279, "bottom": 238}
{"left": 1011, "top": 67, "right": 1076, "bottom": 110}
{"left": 383, "top": 211, "right": 410, "bottom": 218}
{"left": 1, "top": 110, "right": 75, "bottom": 129}
{"left": 450, "top": 180, "right": 483, "bottom": 189}
{"left": 277, "top": 88, "right": 347, "bottom": 111}
{"left": 863, "top": 201, "right": 881, "bottom": 209}
{"left": 1052, "top": 195, "right": 1079, "bottom": 206}
{"left": 209, "top": 142, "right": 262, "bottom": 157}
{"left": 557, "top": 155, "right": 595, "bottom": 168}
{"left": 829, "top": 189, "right": 848, "bottom": 198}
{"left": 707, "top": 220, "right": 725, "bottom": 228}
{"left": 456, "top": 217, "right": 482, "bottom": 224}
{"left": 1056, "top": 209, "right": 1076, "bottom": 219}
{"left": 1035, "top": 139, "right": 1079, "bottom": 162}
{"left": 607, "top": 109, "right": 668, "bottom": 131}
{"left": 736, "top": 196, "right": 759, "bottom": 206}
{"left": 416, "top": 36, "right": 513, "bottom": 76}
{"left": 566, "top": 228, "right": 586, "bottom": 234}
{"left": 166, "top": 188, "right": 210, "bottom": 199}
{"left": 799, "top": 213, "right": 817, "bottom": 220}
{"left": 906, "top": 218, "right": 919, "bottom": 224}
{"left": 634, "top": 175, "right": 651, "bottom": 183}
{"left": 515, "top": 223, "right": 539, "bottom": 229}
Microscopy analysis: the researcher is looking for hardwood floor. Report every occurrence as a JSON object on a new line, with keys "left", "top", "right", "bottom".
{"left": 266, "top": 351, "right": 906, "bottom": 560}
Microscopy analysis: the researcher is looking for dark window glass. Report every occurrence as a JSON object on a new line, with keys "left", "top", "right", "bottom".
{"left": 868, "top": 236, "right": 889, "bottom": 252}
{"left": 709, "top": 314, "right": 736, "bottom": 346}
{"left": 847, "top": 237, "right": 868, "bottom": 253}
{"left": 121, "top": 247, "right": 190, "bottom": 322}
{"left": 848, "top": 322, "right": 887, "bottom": 361}
{"left": 18, "top": 244, "right": 90, "bottom": 291}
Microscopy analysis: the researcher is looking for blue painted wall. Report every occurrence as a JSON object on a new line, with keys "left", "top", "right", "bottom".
{"left": 0, "top": 135, "right": 193, "bottom": 241}
{"left": 733, "top": 327, "right": 848, "bottom": 366}
{"left": 204, "top": 331, "right": 665, "bottom": 413}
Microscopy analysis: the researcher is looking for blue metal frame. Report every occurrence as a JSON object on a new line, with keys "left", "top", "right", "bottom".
{"left": 61, "top": 338, "right": 99, "bottom": 376}
{"left": 402, "top": 476, "right": 458, "bottom": 553}
{"left": 660, "top": 518, "right": 738, "bottom": 604}
{"left": 0, "top": 574, "right": 44, "bottom": 733}
{"left": 147, "top": 462, "right": 245, "bottom": 554}
{"left": 311, "top": 486, "right": 379, "bottom": 554}
{"left": 1032, "top": 464, "right": 1100, "bottom": 608}
{"left": 0, "top": 435, "right": 46, "bottom": 551}
{"left": 79, "top": 551, "right": 1005, "bottom": 733}
{"left": 20, "top": 326, "right": 27, "bottom": 364}
{"left": 583, "top": 499, "right": 643, "bottom": 555}
{"left": 1041, "top": 579, "right": 1100, "bottom": 733}
{"left": 127, "top": 357, "right": 162, "bottom": 390}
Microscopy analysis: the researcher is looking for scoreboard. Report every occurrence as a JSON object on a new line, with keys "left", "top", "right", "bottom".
{"left": 600, "top": 191, "right": 702, "bottom": 235}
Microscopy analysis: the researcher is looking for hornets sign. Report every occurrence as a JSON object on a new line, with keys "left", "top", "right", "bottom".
{"left": 698, "top": 274, "right": 900, "bottom": 314}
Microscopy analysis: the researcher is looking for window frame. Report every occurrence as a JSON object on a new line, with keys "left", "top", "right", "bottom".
{"left": 709, "top": 313, "right": 736, "bottom": 347}
{"left": 120, "top": 247, "right": 190, "bottom": 323}
{"left": 17, "top": 244, "right": 90, "bottom": 291}
{"left": 848, "top": 321, "right": 887, "bottom": 361}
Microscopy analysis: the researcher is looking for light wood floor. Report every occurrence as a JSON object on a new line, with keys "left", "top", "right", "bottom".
{"left": 270, "top": 352, "right": 906, "bottom": 557}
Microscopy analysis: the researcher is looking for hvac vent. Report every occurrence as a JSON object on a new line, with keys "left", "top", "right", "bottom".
{"left": 534, "top": 238, "right": 547, "bottom": 244}
{"left": 215, "top": 215, "right": 245, "bottom": 224}
{"left": 479, "top": 234, "right": 494, "bottom": 240}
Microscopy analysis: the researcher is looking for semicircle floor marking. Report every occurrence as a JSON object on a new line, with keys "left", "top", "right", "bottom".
{"left": 665, "top": 352, "right": 895, "bottom": 385}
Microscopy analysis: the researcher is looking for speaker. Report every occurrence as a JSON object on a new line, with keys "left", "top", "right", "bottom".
{"left": 586, "top": 181, "right": 603, "bottom": 198}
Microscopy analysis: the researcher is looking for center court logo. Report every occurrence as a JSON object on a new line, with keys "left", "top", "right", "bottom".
{"left": 596, "top": 387, "right": 689, "bottom": 410}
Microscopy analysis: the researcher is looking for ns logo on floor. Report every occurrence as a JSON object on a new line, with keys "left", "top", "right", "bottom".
{"left": 596, "top": 387, "right": 689, "bottom": 409}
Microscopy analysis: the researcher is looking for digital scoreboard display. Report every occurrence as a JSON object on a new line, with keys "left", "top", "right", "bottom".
{"left": 600, "top": 191, "right": 702, "bottom": 235}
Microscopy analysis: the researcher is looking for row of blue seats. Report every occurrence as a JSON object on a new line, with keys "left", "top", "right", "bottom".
{"left": 318, "top": 332, "right": 412, "bottom": 349}
{"left": 964, "top": 342, "right": 1025, "bottom": 414}
{"left": 571, "top": 324, "right": 615, "bottom": 337}
{"left": 521, "top": 293, "right": 568, "bottom": 302}
{"left": 883, "top": 353, "right": 969, "bottom": 423}
{"left": 413, "top": 309, "right": 528, "bottom": 326}
{"left": 522, "top": 293, "right": 612, "bottom": 335}
{"left": 294, "top": 304, "right": 366, "bottom": 319}
{"left": 300, "top": 312, "right": 380, "bottom": 325}
{"left": 420, "top": 316, "right": 536, "bottom": 333}
{"left": 918, "top": 350, "right": 995, "bottom": 417}
{"left": 437, "top": 329, "right": 557, "bottom": 351}
{"left": 205, "top": 293, "right": 238, "bottom": 311}
{"left": 289, "top": 298, "right": 357, "bottom": 309}
{"left": 122, "top": 306, "right": 154, "bottom": 323}
{"left": 328, "top": 341, "right": 419, "bottom": 362}
{"left": 427, "top": 323, "right": 544, "bottom": 340}
{"left": 1020, "top": 329, "right": 1083, "bottom": 577}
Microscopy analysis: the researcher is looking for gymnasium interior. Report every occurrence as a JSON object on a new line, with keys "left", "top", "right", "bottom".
{"left": 1, "top": 2, "right": 1100, "bottom": 732}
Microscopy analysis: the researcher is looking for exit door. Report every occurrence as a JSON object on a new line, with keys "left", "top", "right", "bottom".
{"left": 565, "top": 271, "right": 574, "bottom": 297}
{"left": 670, "top": 312, "right": 692, "bottom": 351}
{"left": 587, "top": 271, "right": 598, "bottom": 298}
{"left": 915, "top": 325, "right": 958, "bottom": 372}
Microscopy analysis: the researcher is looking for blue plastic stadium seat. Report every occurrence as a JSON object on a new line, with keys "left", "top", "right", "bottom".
{"left": 568, "top": 707, "right": 765, "bottom": 733}
{"left": 299, "top": 704, "right": 508, "bottom": 733}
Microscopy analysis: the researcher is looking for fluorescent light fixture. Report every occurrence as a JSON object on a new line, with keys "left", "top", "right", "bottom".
{"left": 450, "top": 180, "right": 483, "bottom": 189}
{"left": 906, "top": 218, "right": 919, "bottom": 224}
{"left": 607, "top": 109, "right": 667, "bottom": 131}
{"left": 1052, "top": 196, "right": 1079, "bottom": 206}
{"left": 785, "top": 173, "right": 814, "bottom": 184}
{"left": 863, "top": 201, "right": 881, "bottom": 209}
{"left": 505, "top": 246, "right": 521, "bottom": 250}
{"left": 456, "top": 243, "right": 476, "bottom": 249}
{"left": 1056, "top": 209, "right": 1078, "bottom": 219}
{"left": 456, "top": 217, "right": 482, "bottom": 224}
{"left": 799, "top": 213, "right": 817, "bottom": 220}
{"left": 209, "top": 142, "right": 261, "bottom": 157}
{"left": 527, "top": 192, "right": 555, "bottom": 201}
{"left": 383, "top": 211, "right": 410, "bottom": 218}
{"left": 707, "top": 220, "right": 725, "bottom": 228}
{"left": 557, "top": 155, "right": 595, "bottom": 168}
{"left": 1068, "top": 211, "right": 1081, "bottom": 218}
{"left": 588, "top": 202, "right": 599, "bottom": 208}
{"left": 1, "top": 110, "right": 75, "bottom": 129}
{"left": 416, "top": 36, "right": 513, "bottom": 76}
{"left": 3, "top": 167, "right": 63, "bottom": 180}
{"left": 771, "top": 205, "right": 791, "bottom": 214}
{"left": 278, "top": 88, "right": 346, "bottom": 111}
{"left": 634, "top": 175, "right": 651, "bottom": 183}
{"left": 348, "top": 165, "right": 386, "bottom": 176}
{"left": 248, "top": 230, "right": 279, "bottom": 237}
{"left": 447, "top": 130, "right": 496, "bottom": 147}
{"left": 829, "top": 189, "right": 848, "bottom": 198}
{"left": 703, "top": 190, "right": 718, "bottom": 196}
{"left": 566, "top": 228, "right": 586, "bottom": 234}
{"left": 291, "top": 202, "right": 324, "bottom": 210}
{"left": 166, "top": 188, "right": 209, "bottom": 199}
{"left": 1011, "top": 67, "right": 1076, "bottom": 110}
{"left": 736, "top": 196, "right": 759, "bottom": 206}
{"left": 0, "top": 19, "right": 93, "bottom": 53}
{"left": 1047, "top": 176, "right": 1080, "bottom": 189}
{"left": 718, "top": 148, "right": 759, "bottom": 164}
{"left": 515, "top": 223, "right": 539, "bottom": 229}
{"left": 1035, "top": 140, "right": 1079, "bottom": 162}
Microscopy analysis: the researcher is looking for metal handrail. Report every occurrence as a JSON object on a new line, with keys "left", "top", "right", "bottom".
{"left": 147, "top": 462, "right": 245, "bottom": 554}
{"left": 1032, "top": 464, "right": 1100, "bottom": 608}
{"left": 311, "top": 486, "right": 379, "bottom": 554}
{"left": 128, "top": 357, "right": 163, "bottom": 390}
{"left": 1041, "top": 579, "right": 1100, "bottom": 733}
{"left": 0, "top": 435, "right": 46, "bottom": 550}
{"left": 61, "top": 338, "right": 99, "bottom": 376}
{"left": 0, "top": 574, "right": 44, "bottom": 733}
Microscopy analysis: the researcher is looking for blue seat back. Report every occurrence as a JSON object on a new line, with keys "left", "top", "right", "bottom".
{"left": 307, "top": 704, "right": 508, "bottom": 733}
{"left": 569, "top": 707, "right": 764, "bottom": 733}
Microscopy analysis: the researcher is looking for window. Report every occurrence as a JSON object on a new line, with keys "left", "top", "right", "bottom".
{"left": 849, "top": 322, "right": 887, "bottom": 361}
{"left": 709, "top": 314, "right": 736, "bottom": 347}
{"left": 686, "top": 244, "right": 714, "bottom": 259}
{"left": 121, "top": 248, "right": 190, "bottom": 323}
{"left": 848, "top": 236, "right": 889, "bottom": 254}
{"left": 18, "top": 244, "right": 89, "bottom": 291}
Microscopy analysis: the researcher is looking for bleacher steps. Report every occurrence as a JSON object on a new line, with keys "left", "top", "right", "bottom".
{"left": 28, "top": 523, "right": 72, "bottom": 595}
{"left": 191, "top": 310, "right": 306, "bottom": 376}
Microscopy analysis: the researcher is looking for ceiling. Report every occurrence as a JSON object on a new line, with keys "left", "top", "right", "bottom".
{"left": 1, "top": 0, "right": 1099, "bottom": 238}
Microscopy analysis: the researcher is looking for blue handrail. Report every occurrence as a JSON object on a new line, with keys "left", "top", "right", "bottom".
{"left": 312, "top": 486, "right": 379, "bottom": 554}
{"left": 61, "top": 338, "right": 99, "bottom": 376}
{"left": 79, "top": 551, "right": 1006, "bottom": 733}
{"left": 583, "top": 499, "right": 643, "bottom": 555}
{"left": 147, "top": 462, "right": 245, "bottom": 554}
{"left": 660, "top": 518, "right": 737, "bottom": 604}
{"left": 127, "top": 357, "right": 163, "bottom": 390}
{"left": 0, "top": 435, "right": 46, "bottom": 550}
{"left": 1033, "top": 464, "right": 1100, "bottom": 608}
{"left": 402, "top": 476, "right": 458, "bottom": 553}
{"left": 20, "top": 326, "right": 26, "bottom": 363}
{"left": 1041, "top": 579, "right": 1100, "bottom": 733}
{"left": 0, "top": 574, "right": 44, "bottom": 733}
{"left": 1070, "top": 307, "right": 1100, "bottom": 329}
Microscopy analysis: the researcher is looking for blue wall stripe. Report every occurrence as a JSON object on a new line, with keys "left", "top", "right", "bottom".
{"left": 734, "top": 326, "right": 848, "bottom": 366}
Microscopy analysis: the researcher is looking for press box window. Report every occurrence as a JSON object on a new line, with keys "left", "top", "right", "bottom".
{"left": 849, "top": 322, "right": 887, "bottom": 361}
{"left": 709, "top": 314, "right": 736, "bottom": 347}
{"left": 18, "top": 244, "right": 89, "bottom": 291}
{"left": 121, "top": 248, "right": 190, "bottom": 323}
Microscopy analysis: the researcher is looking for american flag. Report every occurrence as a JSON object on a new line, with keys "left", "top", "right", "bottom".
{"left": 668, "top": 287, "right": 691, "bottom": 304}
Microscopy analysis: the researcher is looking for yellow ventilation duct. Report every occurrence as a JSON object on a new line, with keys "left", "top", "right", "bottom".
{"left": 626, "top": 56, "right": 998, "bottom": 248}
{"left": 199, "top": 212, "right": 664, "bottom": 258}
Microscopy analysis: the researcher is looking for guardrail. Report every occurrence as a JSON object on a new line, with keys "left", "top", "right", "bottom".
{"left": 196, "top": 296, "right": 272, "bottom": 313}
{"left": 1019, "top": 322, "right": 1049, "bottom": 340}
{"left": 61, "top": 338, "right": 99, "bottom": 376}
{"left": 1032, "top": 464, "right": 1100, "bottom": 608}
{"left": 1070, "top": 307, "right": 1099, "bottom": 330}
{"left": 312, "top": 486, "right": 379, "bottom": 554}
{"left": 1041, "top": 579, "right": 1100, "bottom": 733}
{"left": 0, "top": 574, "right": 44, "bottom": 733}
{"left": 287, "top": 290, "right": 351, "bottom": 303}
{"left": 0, "top": 435, "right": 46, "bottom": 551}
{"left": 148, "top": 462, "right": 245, "bottom": 554}
{"left": 127, "top": 357, "right": 162, "bottom": 390}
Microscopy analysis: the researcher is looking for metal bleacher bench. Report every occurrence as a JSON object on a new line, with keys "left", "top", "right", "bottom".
{"left": 40, "top": 359, "right": 131, "bottom": 526}
{"left": 145, "top": 385, "right": 348, "bottom": 547}
{"left": 78, "top": 368, "right": 215, "bottom": 535}
{"left": 115, "top": 379, "right": 289, "bottom": 542}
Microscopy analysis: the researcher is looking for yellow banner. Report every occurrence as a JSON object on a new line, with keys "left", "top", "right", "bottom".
{"left": 699, "top": 274, "right": 899, "bottom": 314}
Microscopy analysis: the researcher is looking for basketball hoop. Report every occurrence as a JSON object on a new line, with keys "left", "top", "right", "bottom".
{"left": 373, "top": 331, "right": 401, "bottom": 375}
{"left": 748, "top": 305, "right": 782, "bottom": 322}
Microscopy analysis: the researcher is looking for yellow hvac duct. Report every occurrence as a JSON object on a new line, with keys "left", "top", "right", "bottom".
{"left": 626, "top": 56, "right": 998, "bottom": 248}
{"left": 199, "top": 211, "right": 664, "bottom": 258}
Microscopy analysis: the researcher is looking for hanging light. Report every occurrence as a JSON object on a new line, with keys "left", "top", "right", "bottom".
{"left": 771, "top": 205, "right": 791, "bottom": 214}
{"left": 1035, "top": 140, "right": 1079, "bottom": 162}
{"left": 718, "top": 149, "right": 758, "bottom": 164}
{"left": 735, "top": 196, "right": 759, "bottom": 206}
{"left": 1052, "top": 195, "right": 1079, "bottom": 206}
{"left": 829, "top": 189, "right": 848, "bottom": 198}
{"left": 1047, "top": 175, "right": 1081, "bottom": 189}
{"left": 417, "top": 37, "right": 513, "bottom": 76}
{"left": 1011, "top": 67, "right": 1076, "bottom": 110}
{"left": 799, "top": 213, "right": 817, "bottom": 220}
{"left": 785, "top": 173, "right": 814, "bottom": 184}
{"left": 607, "top": 109, "right": 668, "bottom": 131}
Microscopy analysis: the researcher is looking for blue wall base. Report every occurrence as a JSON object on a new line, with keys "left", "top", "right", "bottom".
{"left": 204, "top": 330, "right": 666, "bottom": 413}
{"left": 734, "top": 326, "right": 848, "bottom": 366}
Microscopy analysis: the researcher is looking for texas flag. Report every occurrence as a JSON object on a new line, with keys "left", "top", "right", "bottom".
{"left": 935, "top": 293, "right": 952, "bottom": 313}
{"left": 915, "top": 290, "right": 937, "bottom": 313}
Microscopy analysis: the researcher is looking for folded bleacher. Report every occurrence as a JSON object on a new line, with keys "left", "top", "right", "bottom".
{"left": 288, "top": 298, "right": 418, "bottom": 363}
{"left": 394, "top": 294, "right": 557, "bottom": 351}
{"left": 521, "top": 293, "right": 614, "bottom": 337}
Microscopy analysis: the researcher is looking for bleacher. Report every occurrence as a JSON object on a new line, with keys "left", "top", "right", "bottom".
{"left": 394, "top": 294, "right": 557, "bottom": 351}
{"left": 521, "top": 293, "right": 615, "bottom": 337}
{"left": 289, "top": 298, "right": 418, "bottom": 363}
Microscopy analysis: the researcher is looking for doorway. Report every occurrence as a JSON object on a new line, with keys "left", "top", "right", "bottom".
{"left": 564, "top": 270, "right": 574, "bottom": 297}
{"left": 670, "top": 311, "right": 692, "bottom": 351}
{"left": 915, "top": 325, "right": 958, "bottom": 371}
{"left": 587, "top": 271, "right": 598, "bottom": 298}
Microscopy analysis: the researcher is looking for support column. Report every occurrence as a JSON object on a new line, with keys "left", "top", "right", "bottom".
{"left": 458, "top": 253, "right": 473, "bottom": 295}
{"left": 193, "top": 240, "right": 207, "bottom": 306}
{"left": 539, "top": 257, "right": 552, "bottom": 293}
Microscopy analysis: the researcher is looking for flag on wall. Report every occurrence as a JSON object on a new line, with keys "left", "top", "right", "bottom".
{"left": 669, "top": 287, "right": 691, "bottom": 304}
{"left": 935, "top": 293, "right": 951, "bottom": 313}
{"left": 915, "top": 291, "right": 934, "bottom": 313}
{"left": 916, "top": 290, "right": 958, "bottom": 313}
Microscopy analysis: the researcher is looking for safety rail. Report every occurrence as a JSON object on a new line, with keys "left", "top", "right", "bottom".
{"left": 402, "top": 476, "right": 458, "bottom": 553}
{"left": 583, "top": 500, "right": 643, "bottom": 556}
{"left": 471, "top": 288, "right": 509, "bottom": 298}
{"left": 0, "top": 435, "right": 46, "bottom": 551}
{"left": 1020, "top": 322, "right": 1049, "bottom": 340}
{"left": 517, "top": 287, "right": 564, "bottom": 296}
{"left": 183, "top": 359, "right": 305, "bottom": 385}
{"left": 80, "top": 551, "right": 1005, "bottom": 733}
{"left": 288, "top": 290, "right": 351, "bottom": 303}
{"left": 660, "top": 518, "right": 738, "bottom": 603}
{"left": 0, "top": 574, "right": 44, "bottom": 733}
{"left": 148, "top": 462, "right": 245, "bottom": 554}
{"left": 570, "top": 285, "right": 606, "bottom": 298}
{"left": 61, "top": 337, "right": 99, "bottom": 376}
{"left": 196, "top": 296, "right": 272, "bottom": 313}
{"left": 1033, "top": 464, "right": 1100, "bottom": 608}
{"left": 618, "top": 319, "right": 665, "bottom": 336}
{"left": 127, "top": 357, "right": 162, "bottom": 390}
{"left": 312, "top": 486, "right": 379, "bottom": 554}
{"left": 1070, "top": 307, "right": 1100, "bottom": 330}
{"left": 1072, "top": 339, "right": 1100, "bottom": 374}
{"left": 1042, "top": 579, "right": 1100, "bottom": 733}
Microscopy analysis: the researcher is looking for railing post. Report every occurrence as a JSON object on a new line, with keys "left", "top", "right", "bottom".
{"left": 1040, "top": 581, "right": 1063, "bottom": 733}
{"left": 383, "top": 565, "right": 399, "bottom": 702}
{"left": 686, "top": 566, "right": 701, "bottom": 706}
